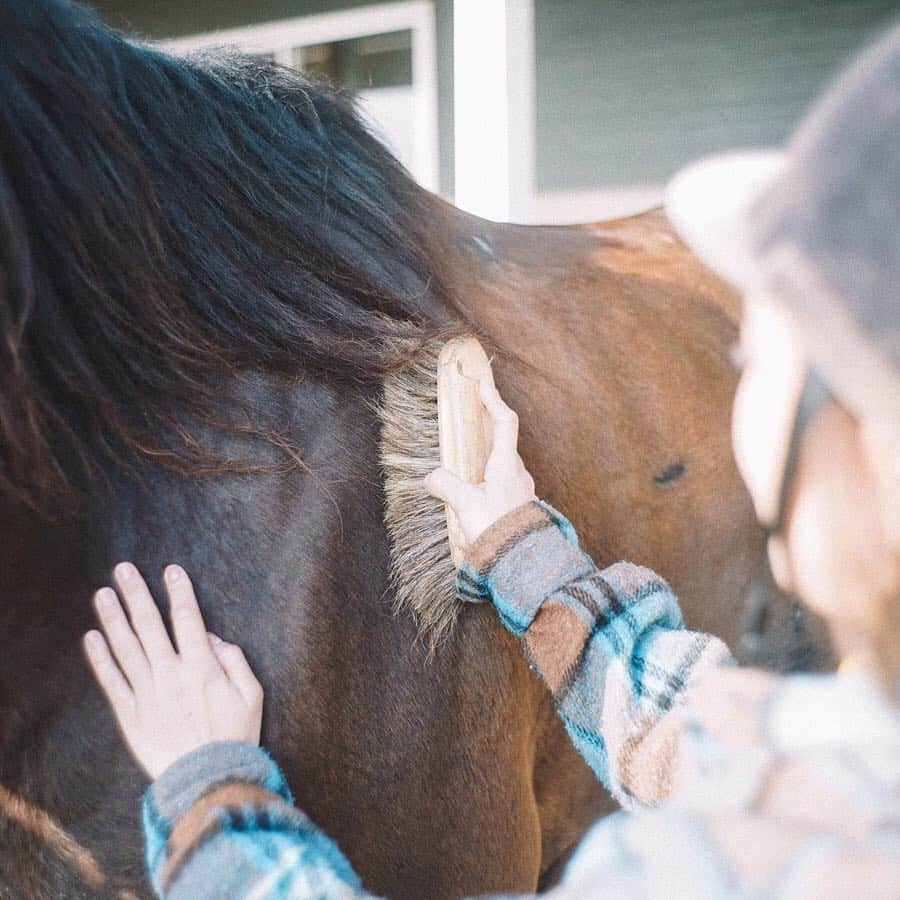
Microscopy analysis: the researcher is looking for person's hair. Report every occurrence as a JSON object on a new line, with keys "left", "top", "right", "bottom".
{"left": 0, "top": 0, "right": 463, "bottom": 511}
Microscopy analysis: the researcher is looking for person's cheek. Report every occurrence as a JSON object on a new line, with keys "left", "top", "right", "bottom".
{"left": 787, "top": 407, "right": 894, "bottom": 627}
{"left": 732, "top": 367, "right": 776, "bottom": 520}
{"left": 733, "top": 350, "right": 807, "bottom": 528}
{"left": 733, "top": 369, "right": 798, "bottom": 591}
{"left": 731, "top": 374, "right": 753, "bottom": 495}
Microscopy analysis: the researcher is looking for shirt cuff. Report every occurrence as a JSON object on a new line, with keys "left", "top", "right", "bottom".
{"left": 142, "top": 742, "right": 295, "bottom": 890}
{"left": 144, "top": 741, "right": 292, "bottom": 832}
{"left": 457, "top": 499, "right": 592, "bottom": 634}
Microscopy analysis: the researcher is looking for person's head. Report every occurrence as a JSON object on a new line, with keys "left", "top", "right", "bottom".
{"left": 667, "top": 24, "right": 900, "bottom": 698}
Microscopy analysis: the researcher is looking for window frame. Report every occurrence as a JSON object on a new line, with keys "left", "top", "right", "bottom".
{"left": 161, "top": 1, "right": 440, "bottom": 192}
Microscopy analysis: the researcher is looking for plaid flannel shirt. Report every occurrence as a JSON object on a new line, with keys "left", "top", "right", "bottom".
{"left": 142, "top": 501, "right": 900, "bottom": 899}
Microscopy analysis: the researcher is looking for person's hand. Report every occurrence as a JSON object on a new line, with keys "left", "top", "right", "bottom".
{"left": 425, "top": 376, "right": 536, "bottom": 544}
{"left": 83, "top": 562, "right": 263, "bottom": 780}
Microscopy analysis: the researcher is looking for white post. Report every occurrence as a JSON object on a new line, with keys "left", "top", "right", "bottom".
{"left": 453, "top": 0, "right": 534, "bottom": 223}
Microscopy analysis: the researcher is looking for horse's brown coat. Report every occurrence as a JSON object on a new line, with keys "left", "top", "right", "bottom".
{"left": 439, "top": 204, "right": 764, "bottom": 653}
{"left": 0, "top": 9, "right": 825, "bottom": 895}
{"left": 0, "top": 205, "right": 818, "bottom": 900}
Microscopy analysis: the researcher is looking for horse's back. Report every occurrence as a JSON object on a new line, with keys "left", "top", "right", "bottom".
{"left": 446, "top": 204, "right": 769, "bottom": 652}
{"left": 586, "top": 206, "right": 742, "bottom": 320}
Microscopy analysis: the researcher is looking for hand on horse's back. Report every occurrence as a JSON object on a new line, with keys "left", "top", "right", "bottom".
{"left": 85, "top": 562, "right": 263, "bottom": 780}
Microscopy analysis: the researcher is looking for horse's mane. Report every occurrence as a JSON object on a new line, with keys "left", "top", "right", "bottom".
{"left": 0, "top": 0, "right": 459, "bottom": 509}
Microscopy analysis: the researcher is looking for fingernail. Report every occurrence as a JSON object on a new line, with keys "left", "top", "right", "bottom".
{"left": 85, "top": 630, "right": 103, "bottom": 649}
{"left": 208, "top": 633, "right": 223, "bottom": 645}
{"left": 165, "top": 565, "right": 181, "bottom": 584}
{"left": 96, "top": 588, "right": 116, "bottom": 612}
{"left": 115, "top": 562, "right": 134, "bottom": 582}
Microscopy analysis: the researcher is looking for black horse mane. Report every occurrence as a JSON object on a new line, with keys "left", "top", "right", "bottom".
{"left": 0, "top": 0, "right": 459, "bottom": 510}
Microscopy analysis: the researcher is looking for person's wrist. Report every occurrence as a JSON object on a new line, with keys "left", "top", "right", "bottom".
{"left": 455, "top": 500, "right": 542, "bottom": 609}
{"left": 146, "top": 741, "right": 288, "bottom": 823}
{"left": 461, "top": 492, "right": 538, "bottom": 545}
{"left": 459, "top": 500, "right": 587, "bottom": 635}
{"left": 463, "top": 498, "right": 541, "bottom": 564}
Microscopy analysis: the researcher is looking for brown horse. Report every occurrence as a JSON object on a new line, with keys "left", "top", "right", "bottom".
{"left": 0, "top": 3, "right": 828, "bottom": 898}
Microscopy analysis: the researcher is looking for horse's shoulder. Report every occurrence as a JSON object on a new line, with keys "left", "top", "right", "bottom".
{"left": 582, "top": 207, "right": 741, "bottom": 321}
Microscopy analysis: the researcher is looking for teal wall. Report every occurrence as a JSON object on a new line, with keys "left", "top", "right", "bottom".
{"left": 88, "top": 0, "right": 900, "bottom": 196}
{"left": 89, "top": 0, "right": 390, "bottom": 40}
{"left": 534, "top": 0, "right": 900, "bottom": 190}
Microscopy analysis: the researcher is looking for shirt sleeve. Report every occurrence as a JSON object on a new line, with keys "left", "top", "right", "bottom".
{"left": 142, "top": 741, "right": 372, "bottom": 899}
{"left": 458, "top": 500, "right": 735, "bottom": 809}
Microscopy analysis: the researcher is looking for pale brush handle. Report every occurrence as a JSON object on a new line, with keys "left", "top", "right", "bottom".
{"left": 437, "top": 338, "right": 493, "bottom": 567}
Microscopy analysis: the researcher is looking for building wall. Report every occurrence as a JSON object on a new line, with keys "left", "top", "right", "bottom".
{"left": 88, "top": 1, "right": 899, "bottom": 221}
{"left": 91, "top": 0, "right": 394, "bottom": 40}
{"left": 534, "top": 0, "right": 898, "bottom": 192}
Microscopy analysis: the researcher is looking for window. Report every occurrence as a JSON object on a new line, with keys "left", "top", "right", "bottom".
{"left": 162, "top": 2, "right": 438, "bottom": 191}
{"left": 295, "top": 29, "right": 413, "bottom": 90}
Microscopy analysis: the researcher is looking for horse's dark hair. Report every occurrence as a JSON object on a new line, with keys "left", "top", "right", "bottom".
{"left": 0, "top": 0, "right": 459, "bottom": 510}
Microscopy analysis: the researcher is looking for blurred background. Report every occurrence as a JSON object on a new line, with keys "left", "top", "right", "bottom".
{"left": 87, "top": 0, "right": 897, "bottom": 223}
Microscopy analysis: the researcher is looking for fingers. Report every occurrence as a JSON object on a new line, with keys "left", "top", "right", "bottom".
{"left": 424, "top": 467, "right": 479, "bottom": 510}
{"left": 84, "top": 630, "right": 135, "bottom": 720}
{"left": 209, "top": 634, "right": 263, "bottom": 707}
{"left": 478, "top": 376, "right": 519, "bottom": 461}
{"left": 165, "top": 565, "right": 215, "bottom": 665}
{"left": 93, "top": 587, "right": 151, "bottom": 689}
{"left": 113, "top": 563, "right": 175, "bottom": 667}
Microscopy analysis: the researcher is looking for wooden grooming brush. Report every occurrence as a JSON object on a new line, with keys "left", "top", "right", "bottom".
{"left": 437, "top": 337, "right": 493, "bottom": 567}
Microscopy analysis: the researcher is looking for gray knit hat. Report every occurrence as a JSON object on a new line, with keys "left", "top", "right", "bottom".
{"left": 666, "top": 23, "right": 900, "bottom": 445}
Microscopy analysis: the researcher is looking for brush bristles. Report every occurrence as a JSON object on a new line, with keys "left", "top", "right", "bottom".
{"left": 376, "top": 342, "right": 459, "bottom": 655}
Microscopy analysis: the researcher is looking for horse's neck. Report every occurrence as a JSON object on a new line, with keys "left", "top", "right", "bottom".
{"left": 0, "top": 374, "right": 387, "bottom": 718}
